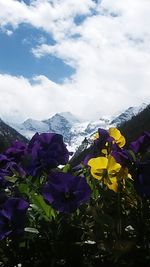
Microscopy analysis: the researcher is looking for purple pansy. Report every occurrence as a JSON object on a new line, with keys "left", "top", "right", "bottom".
{"left": 27, "top": 133, "right": 72, "bottom": 176}
{"left": 0, "top": 154, "right": 26, "bottom": 187}
{"left": 0, "top": 141, "right": 27, "bottom": 185}
{"left": 112, "top": 148, "right": 135, "bottom": 169}
{"left": 93, "top": 128, "right": 114, "bottom": 153}
{"left": 5, "top": 140, "right": 27, "bottom": 162}
{"left": 4, "top": 160, "right": 26, "bottom": 177}
{"left": 94, "top": 128, "right": 110, "bottom": 147}
{"left": 0, "top": 198, "right": 29, "bottom": 240}
{"left": 83, "top": 129, "right": 112, "bottom": 165}
{"left": 134, "top": 160, "right": 150, "bottom": 198}
{"left": 0, "top": 154, "right": 9, "bottom": 165}
{"left": 42, "top": 172, "right": 91, "bottom": 213}
{"left": 0, "top": 155, "right": 10, "bottom": 186}
{"left": 129, "top": 131, "right": 150, "bottom": 154}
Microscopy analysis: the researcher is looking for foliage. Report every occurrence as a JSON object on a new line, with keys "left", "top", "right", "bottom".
{"left": 0, "top": 128, "right": 150, "bottom": 266}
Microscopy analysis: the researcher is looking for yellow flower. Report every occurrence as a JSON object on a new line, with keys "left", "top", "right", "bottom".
{"left": 91, "top": 132, "right": 99, "bottom": 140}
{"left": 108, "top": 127, "right": 125, "bottom": 148}
{"left": 91, "top": 127, "right": 125, "bottom": 148}
{"left": 88, "top": 155, "right": 121, "bottom": 192}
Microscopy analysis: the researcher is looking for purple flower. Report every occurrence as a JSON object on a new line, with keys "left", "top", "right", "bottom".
{"left": 134, "top": 160, "right": 150, "bottom": 198}
{"left": 4, "top": 160, "right": 26, "bottom": 177}
{"left": 112, "top": 148, "right": 134, "bottom": 169}
{"left": 83, "top": 129, "right": 111, "bottom": 165}
{"left": 42, "top": 172, "right": 91, "bottom": 213}
{"left": 129, "top": 132, "right": 150, "bottom": 154}
{"left": 0, "top": 198, "right": 29, "bottom": 240}
{"left": 0, "top": 154, "right": 26, "bottom": 187}
{"left": 0, "top": 155, "right": 10, "bottom": 186}
{"left": 0, "top": 142, "right": 27, "bottom": 184}
{"left": 0, "top": 154, "right": 9, "bottom": 165}
{"left": 5, "top": 141, "right": 27, "bottom": 162}
{"left": 94, "top": 128, "right": 110, "bottom": 147}
{"left": 27, "top": 133, "right": 72, "bottom": 176}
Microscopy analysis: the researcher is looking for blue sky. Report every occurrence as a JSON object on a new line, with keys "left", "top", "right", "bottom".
{"left": 0, "top": 0, "right": 150, "bottom": 123}
{"left": 0, "top": 24, "right": 74, "bottom": 83}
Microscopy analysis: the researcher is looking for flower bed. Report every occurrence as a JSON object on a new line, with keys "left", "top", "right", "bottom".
{"left": 0, "top": 128, "right": 150, "bottom": 266}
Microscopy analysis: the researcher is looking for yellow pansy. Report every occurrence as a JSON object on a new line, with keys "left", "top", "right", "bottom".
{"left": 91, "top": 127, "right": 125, "bottom": 148}
{"left": 88, "top": 155, "right": 121, "bottom": 192}
{"left": 91, "top": 132, "right": 99, "bottom": 140}
{"left": 108, "top": 127, "right": 125, "bottom": 148}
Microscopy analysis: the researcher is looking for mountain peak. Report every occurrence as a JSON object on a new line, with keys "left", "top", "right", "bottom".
{"left": 23, "top": 118, "right": 48, "bottom": 131}
{"left": 59, "top": 112, "right": 80, "bottom": 124}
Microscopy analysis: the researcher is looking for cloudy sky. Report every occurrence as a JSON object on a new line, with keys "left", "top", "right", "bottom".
{"left": 0, "top": 0, "right": 150, "bottom": 123}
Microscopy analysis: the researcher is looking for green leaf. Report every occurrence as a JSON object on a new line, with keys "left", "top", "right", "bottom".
{"left": 128, "top": 149, "right": 136, "bottom": 162}
{"left": 24, "top": 227, "right": 39, "bottom": 234}
{"left": 30, "top": 193, "right": 56, "bottom": 220}
{"left": 18, "top": 183, "right": 30, "bottom": 195}
{"left": 5, "top": 175, "right": 18, "bottom": 183}
{"left": 19, "top": 241, "right": 26, "bottom": 248}
{"left": 62, "top": 164, "right": 71, "bottom": 173}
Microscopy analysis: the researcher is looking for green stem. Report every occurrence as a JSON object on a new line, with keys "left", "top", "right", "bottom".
{"left": 117, "top": 180, "right": 122, "bottom": 239}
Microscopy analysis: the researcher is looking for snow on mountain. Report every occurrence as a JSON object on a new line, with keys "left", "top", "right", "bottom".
{"left": 58, "top": 112, "right": 80, "bottom": 124}
{"left": 7, "top": 103, "right": 148, "bottom": 152}
{"left": 8, "top": 114, "right": 110, "bottom": 152}
{"left": 23, "top": 119, "right": 49, "bottom": 132}
{"left": 10, "top": 119, "right": 49, "bottom": 140}
{"left": 42, "top": 113, "right": 75, "bottom": 146}
{"left": 69, "top": 118, "right": 110, "bottom": 152}
{"left": 84, "top": 118, "right": 110, "bottom": 135}
{"left": 111, "top": 103, "right": 147, "bottom": 126}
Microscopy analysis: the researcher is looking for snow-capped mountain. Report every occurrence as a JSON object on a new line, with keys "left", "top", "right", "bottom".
{"left": 9, "top": 113, "right": 111, "bottom": 152}
{"left": 43, "top": 113, "right": 72, "bottom": 141}
{"left": 110, "top": 103, "right": 147, "bottom": 125}
{"left": 7, "top": 103, "right": 148, "bottom": 152}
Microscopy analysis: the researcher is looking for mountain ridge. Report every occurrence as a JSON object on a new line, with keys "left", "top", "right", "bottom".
{"left": 5, "top": 103, "right": 148, "bottom": 151}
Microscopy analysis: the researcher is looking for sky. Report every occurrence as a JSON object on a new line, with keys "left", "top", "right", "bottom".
{"left": 0, "top": 0, "right": 150, "bottom": 123}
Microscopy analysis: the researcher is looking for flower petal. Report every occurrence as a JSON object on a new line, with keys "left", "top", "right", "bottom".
{"left": 109, "top": 128, "right": 125, "bottom": 147}
{"left": 88, "top": 157, "right": 108, "bottom": 170}
{"left": 109, "top": 127, "right": 121, "bottom": 140}
{"left": 117, "top": 135, "right": 126, "bottom": 147}
{"left": 106, "top": 178, "right": 118, "bottom": 192}
{"left": 107, "top": 155, "right": 121, "bottom": 174}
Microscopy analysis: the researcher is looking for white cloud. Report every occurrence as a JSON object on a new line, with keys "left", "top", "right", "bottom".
{"left": 0, "top": 74, "right": 68, "bottom": 122}
{"left": 1, "top": 28, "right": 13, "bottom": 36}
{"left": 0, "top": 0, "right": 95, "bottom": 39}
{"left": 0, "top": 73, "right": 93, "bottom": 123}
{"left": 31, "top": 3, "right": 150, "bottom": 118}
{"left": 0, "top": 0, "right": 150, "bottom": 122}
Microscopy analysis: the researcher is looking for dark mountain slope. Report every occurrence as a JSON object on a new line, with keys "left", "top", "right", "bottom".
{"left": 119, "top": 104, "right": 150, "bottom": 146}
{"left": 0, "top": 118, "right": 28, "bottom": 153}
